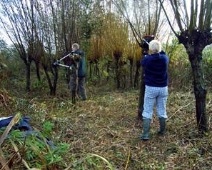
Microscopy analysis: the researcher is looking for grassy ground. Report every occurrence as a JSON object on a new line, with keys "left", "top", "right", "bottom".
{"left": 0, "top": 82, "right": 212, "bottom": 169}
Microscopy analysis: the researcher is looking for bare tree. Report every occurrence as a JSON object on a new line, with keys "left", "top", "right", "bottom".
{"left": 159, "top": 0, "right": 212, "bottom": 133}
{"left": 0, "top": 0, "right": 38, "bottom": 91}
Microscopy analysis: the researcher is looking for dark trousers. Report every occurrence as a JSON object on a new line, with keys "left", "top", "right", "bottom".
{"left": 77, "top": 76, "right": 87, "bottom": 100}
{"left": 69, "top": 74, "right": 87, "bottom": 102}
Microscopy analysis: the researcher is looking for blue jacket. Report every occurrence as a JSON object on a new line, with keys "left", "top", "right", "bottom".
{"left": 73, "top": 49, "right": 86, "bottom": 77}
{"left": 0, "top": 116, "right": 32, "bottom": 130}
{"left": 141, "top": 51, "right": 169, "bottom": 87}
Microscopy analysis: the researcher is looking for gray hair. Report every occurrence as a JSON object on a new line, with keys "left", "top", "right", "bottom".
{"left": 72, "top": 43, "right": 80, "bottom": 50}
{"left": 149, "top": 40, "right": 161, "bottom": 53}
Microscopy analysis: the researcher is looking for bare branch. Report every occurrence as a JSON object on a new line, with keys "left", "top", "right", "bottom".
{"left": 112, "top": 0, "right": 142, "bottom": 45}
{"left": 182, "top": 0, "right": 189, "bottom": 27}
{"left": 158, "top": 0, "right": 179, "bottom": 37}
{"left": 171, "top": 0, "right": 183, "bottom": 31}
{"left": 189, "top": 0, "right": 198, "bottom": 30}
{"left": 153, "top": 0, "right": 162, "bottom": 35}
{"left": 198, "top": 0, "right": 205, "bottom": 29}
{"left": 204, "top": 0, "right": 212, "bottom": 29}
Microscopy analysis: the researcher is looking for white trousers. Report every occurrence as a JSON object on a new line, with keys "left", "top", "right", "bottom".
{"left": 142, "top": 85, "right": 168, "bottom": 119}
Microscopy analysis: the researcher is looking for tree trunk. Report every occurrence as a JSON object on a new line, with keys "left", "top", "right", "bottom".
{"left": 115, "top": 58, "right": 120, "bottom": 89}
{"left": 26, "top": 62, "right": 31, "bottom": 92}
{"left": 89, "top": 61, "right": 93, "bottom": 80}
{"left": 189, "top": 54, "right": 208, "bottom": 133}
{"left": 113, "top": 51, "right": 122, "bottom": 89}
{"left": 138, "top": 67, "right": 145, "bottom": 120}
{"left": 134, "top": 60, "right": 140, "bottom": 88}
{"left": 43, "top": 65, "right": 54, "bottom": 95}
{"left": 94, "top": 60, "right": 100, "bottom": 81}
{"left": 106, "top": 61, "right": 111, "bottom": 82}
{"left": 35, "top": 62, "right": 41, "bottom": 81}
{"left": 52, "top": 66, "right": 58, "bottom": 96}
{"left": 129, "top": 58, "right": 133, "bottom": 87}
{"left": 178, "top": 29, "right": 210, "bottom": 133}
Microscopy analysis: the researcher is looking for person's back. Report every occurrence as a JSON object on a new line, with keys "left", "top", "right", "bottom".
{"left": 141, "top": 51, "right": 169, "bottom": 87}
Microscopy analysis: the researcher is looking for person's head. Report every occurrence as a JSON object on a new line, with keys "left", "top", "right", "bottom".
{"left": 149, "top": 40, "right": 161, "bottom": 54}
{"left": 72, "top": 43, "right": 80, "bottom": 51}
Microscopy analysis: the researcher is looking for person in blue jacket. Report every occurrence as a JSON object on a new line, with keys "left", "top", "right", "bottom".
{"left": 69, "top": 43, "right": 87, "bottom": 103}
{"left": 140, "top": 39, "right": 169, "bottom": 140}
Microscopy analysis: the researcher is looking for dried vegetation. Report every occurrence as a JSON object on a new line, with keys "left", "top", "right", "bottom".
{"left": 0, "top": 85, "right": 212, "bottom": 169}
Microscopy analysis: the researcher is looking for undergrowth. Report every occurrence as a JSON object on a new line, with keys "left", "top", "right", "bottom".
{"left": 0, "top": 84, "right": 212, "bottom": 169}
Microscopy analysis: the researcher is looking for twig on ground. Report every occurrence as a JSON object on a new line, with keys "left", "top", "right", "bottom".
{"left": 0, "top": 113, "right": 21, "bottom": 146}
{"left": 0, "top": 148, "right": 10, "bottom": 170}
{"left": 167, "top": 102, "right": 192, "bottom": 121}
{"left": 10, "top": 140, "right": 32, "bottom": 170}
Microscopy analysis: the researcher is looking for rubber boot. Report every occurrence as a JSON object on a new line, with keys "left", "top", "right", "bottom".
{"left": 141, "top": 118, "right": 151, "bottom": 141}
{"left": 158, "top": 117, "right": 166, "bottom": 135}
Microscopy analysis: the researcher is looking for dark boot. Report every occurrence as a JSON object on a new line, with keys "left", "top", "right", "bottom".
{"left": 158, "top": 117, "right": 166, "bottom": 135}
{"left": 141, "top": 118, "right": 151, "bottom": 140}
